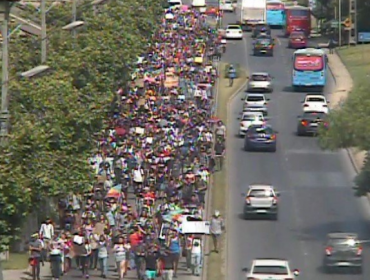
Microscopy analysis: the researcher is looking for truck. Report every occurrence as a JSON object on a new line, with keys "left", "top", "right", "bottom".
{"left": 238, "top": 0, "right": 267, "bottom": 31}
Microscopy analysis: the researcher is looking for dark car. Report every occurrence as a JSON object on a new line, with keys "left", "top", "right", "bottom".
{"left": 251, "top": 24, "right": 271, "bottom": 38}
{"left": 244, "top": 124, "right": 277, "bottom": 152}
{"left": 253, "top": 36, "right": 274, "bottom": 56}
{"left": 324, "top": 232, "right": 363, "bottom": 273}
{"left": 296, "top": 111, "right": 328, "bottom": 136}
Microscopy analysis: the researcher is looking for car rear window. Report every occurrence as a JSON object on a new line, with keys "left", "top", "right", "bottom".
{"left": 328, "top": 238, "right": 359, "bottom": 248}
{"left": 290, "top": 32, "right": 305, "bottom": 38}
{"left": 242, "top": 115, "right": 263, "bottom": 121}
{"left": 252, "top": 75, "right": 269, "bottom": 81}
{"left": 253, "top": 265, "right": 288, "bottom": 275}
{"left": 227, "top": 26, "right": 241, "bottom": 30}
{"left": 306, "top": 97, "right": 325, "bottom": 102}
{"left": 247, "top": 96, "right": 264, "bottom": 101}
{"left": 303, "top": 112, "right": 326, "bottom": 119}
{"left": 249, "top": 189, "right": 274, "bottom": 197}
{"left": 251, "top": 126, "right": 273, "bottom": 134}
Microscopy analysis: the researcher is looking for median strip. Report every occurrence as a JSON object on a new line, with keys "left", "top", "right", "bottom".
{"left": 205, "top": 62, "right": 248, "bottom": 280}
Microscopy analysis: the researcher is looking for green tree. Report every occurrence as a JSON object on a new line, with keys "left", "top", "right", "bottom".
{"left": 0, "top": 0, "right": 165, "bottom": 249}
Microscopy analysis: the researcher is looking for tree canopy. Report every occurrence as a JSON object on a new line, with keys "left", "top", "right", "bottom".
{"left": 0, "top": 0, "right": 164, "bottom": 249}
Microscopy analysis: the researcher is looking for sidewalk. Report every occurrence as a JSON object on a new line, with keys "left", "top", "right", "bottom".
{"left": 327, "top": 51, "right": 366, "bottom": 171}
{"left": 3, "top": 263, "right": 50, "bottom": 280}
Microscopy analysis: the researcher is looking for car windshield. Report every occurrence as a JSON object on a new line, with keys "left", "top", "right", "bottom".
{"left": 225, "top": 0, "right": 232, "bottom": 4}
{"left": 328, "top": 238, "right": 359, "bottom": 249}
{"left": 249, "top": 189, "right": 274, "bottom": 197}
{"left": 252, "top": 75, "right": 269, "bottom": 81}
{"left": 306, "top": 97, "right": 324, "bottom": 102}
{"left": 247, "top": 96, "right": 264, "bottom": 102}
{"left": 253, "top": 265, "right": 288, "bottom": 275}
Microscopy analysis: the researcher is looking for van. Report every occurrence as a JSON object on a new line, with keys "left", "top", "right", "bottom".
{"left": 192, "top": 0, "right": 206, "bottom": 7}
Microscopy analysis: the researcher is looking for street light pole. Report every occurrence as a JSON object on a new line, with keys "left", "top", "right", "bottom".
{"left": 72, "top": 0, "right": 77, "bottom": 38}
{"left": 41, "top": 0, "right": 47, "bottom": 63}
{"left": 338, "top": 0, "right": 342, "bottom": 46}
{"left": 0, "top": 1, "right": 11, "bottom": 143}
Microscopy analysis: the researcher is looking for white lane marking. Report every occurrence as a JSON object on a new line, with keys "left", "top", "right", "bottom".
{"left": 275, "top": 37, "right": 282, "bottom": 46}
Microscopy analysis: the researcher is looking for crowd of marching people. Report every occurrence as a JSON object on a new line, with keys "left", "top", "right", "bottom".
{"left": 28, "top": 5, "right": 226, "bottom": 280}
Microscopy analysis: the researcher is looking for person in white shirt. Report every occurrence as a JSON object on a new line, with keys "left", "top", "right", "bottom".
{"left": 39, "top": 218, "right": 54, "bottom": 251}
{"left": 191, "top": 237, "right": 203, "bottom": 276}
{"left": 132, "top": 165, "right": 144, "bottom": 188}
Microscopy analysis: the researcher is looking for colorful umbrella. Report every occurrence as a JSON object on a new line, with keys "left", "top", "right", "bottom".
{"left": 106, "top": 187, "right": 121, "bottom": 198}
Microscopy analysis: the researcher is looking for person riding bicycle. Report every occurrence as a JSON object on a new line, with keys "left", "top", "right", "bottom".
{"left": 228, "top": 64, "right": 236, "bottom": 86}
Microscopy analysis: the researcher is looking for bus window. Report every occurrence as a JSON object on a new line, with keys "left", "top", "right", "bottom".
{"left": 294, "top": 55, "right": 324, "bottom": 71}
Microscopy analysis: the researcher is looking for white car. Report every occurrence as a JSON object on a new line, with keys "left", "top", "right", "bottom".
{"left": 239, "top": 112, "right": 265, "bottom": 136}
{"left": 245, "top": 259, "right": 300, "bottom": 280}
{"left": 225, "top": 25, "right": 243, "bottom": 40}
{"left": 219, "top": 0, "right": 234, "bottom": 12}
{"left": 302, "top": 94, "right": 329, "bottom": 114}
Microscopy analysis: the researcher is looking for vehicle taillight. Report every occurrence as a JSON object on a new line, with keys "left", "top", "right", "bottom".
{"left": 246, "top": 197, "right": 251, "bottom": 204}
{"left": 270, "top": 134, "right": 276, "bottom": 140}
{"left": 303, "top": 104, "right": 309, "bottom": 107}
{"left": 323, "top": 104, "right": 327, "bottom": 107}
{"left": 264, "top": 102, "right": 267, "bottom": 105}
{"left": 357, "top": 246, "right": 363, "bottom": 255}
{"left": 272, "top": 197, "right": 278, "bottom": 205}
{"left": 301, "top": 120, "right": 308, "bottom": 126}
{"left": 325, "top": 246, "right": 332, "bottom": 255}
{"left": 285, "top": 278, "right": 294, "bottom": 280}
{"left": 247, "top": 278, "right": 256, "bottom": 280}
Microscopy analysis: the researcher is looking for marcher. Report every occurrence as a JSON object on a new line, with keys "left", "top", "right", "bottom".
{"left": 98, "top": 235, "right": 109, "bottom": 278}
{"left": 210, "top": 211, "right": 225, "bottom": 253}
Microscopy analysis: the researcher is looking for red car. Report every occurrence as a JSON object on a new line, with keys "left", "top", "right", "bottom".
{"left": 288, "top": 31, "right": 307, "bottom": 49}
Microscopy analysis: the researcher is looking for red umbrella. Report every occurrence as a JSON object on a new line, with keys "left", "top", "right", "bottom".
{"left": 115, "top": 127, "right": 126, "bottom": 136}
{"left": 210, "top": 116, "right": 220, "bottom": 122}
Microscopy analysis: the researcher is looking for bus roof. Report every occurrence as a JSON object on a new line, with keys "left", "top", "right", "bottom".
{"left": 294, "top": 48, "right": 326, "bottom": 56}
{"left": 285, "top": 5, "right": 310, "bottom": 10}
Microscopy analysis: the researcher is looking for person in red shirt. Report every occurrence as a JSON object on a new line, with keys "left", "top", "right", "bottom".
{"left": 129, "top": 227, "right": 143, "bottom": 248}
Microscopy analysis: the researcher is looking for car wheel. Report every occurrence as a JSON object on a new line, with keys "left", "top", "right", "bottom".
{"left": 324, "top": 265, "right": 333, "bottom": 274}
{"left": 271, "top": 213, "right": 278, "bottom": 220}
{"left": 355, "top": 266, "right": 362, "bottom": 274}
{"left": 270, "top": 146, "right": 276, "bottom": 152}
{"left": 244, "top": 145, "right": 249, "bottom": 151}
{"left": 243, "top": 213, "right": 249, "bottom": 219}
{"left": 297, "top": 129, "right": 303, "bottom": 136}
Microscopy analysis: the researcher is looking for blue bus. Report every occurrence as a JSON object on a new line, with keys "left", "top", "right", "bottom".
{"left": 266, "top": 0, "right": 285, "bottom": 27}
{"left": 292, "top": 48, "right": 328, "bottom": 90}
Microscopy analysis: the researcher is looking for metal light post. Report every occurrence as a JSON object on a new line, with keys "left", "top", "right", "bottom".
{"left": 338, "top": 0, "right": 342, "bottom": 46}
{"left": 0, "top": 1, "right": 11, "bottom": 143}
{"left": 41, "top": 0, "right": 47, "bottom": 63}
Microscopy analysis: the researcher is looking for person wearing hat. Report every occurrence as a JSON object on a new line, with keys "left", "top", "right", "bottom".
{"left": 209, "top": 210, "right": 224, "bottom": 253}
{"left": 29, "top": 232, "right": 43, "bottom": 280}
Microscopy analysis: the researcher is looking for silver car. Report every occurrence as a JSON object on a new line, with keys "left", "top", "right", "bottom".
{"left": 243, "top": 184, "right": 280, "bottom": 220}
{"left": 247, "top": 72, "right": 273, "bottom": 93}
{"left": 242, "top": 93, "right": 269, "bottom": 116}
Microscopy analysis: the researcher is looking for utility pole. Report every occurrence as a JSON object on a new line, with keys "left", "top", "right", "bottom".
{"left": 41, "top": 0, "right": 47, "bottom": 63}
{"left": 0, "top": 1, "right": 11, "bottom": 144}
{"left": 338, "top": 0, "right": 342, "bottom": 46}
{"left": 349, "top": 0, "right": 356, "bottom": 45}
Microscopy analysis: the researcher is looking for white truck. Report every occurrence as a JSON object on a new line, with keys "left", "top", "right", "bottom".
{"left": 238, "top": 0, "right": 267, "bottom": 31}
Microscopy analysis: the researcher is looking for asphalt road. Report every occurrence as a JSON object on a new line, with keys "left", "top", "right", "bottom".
{"left": 220, "top": 11, "right": 370, "bottom": 280}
